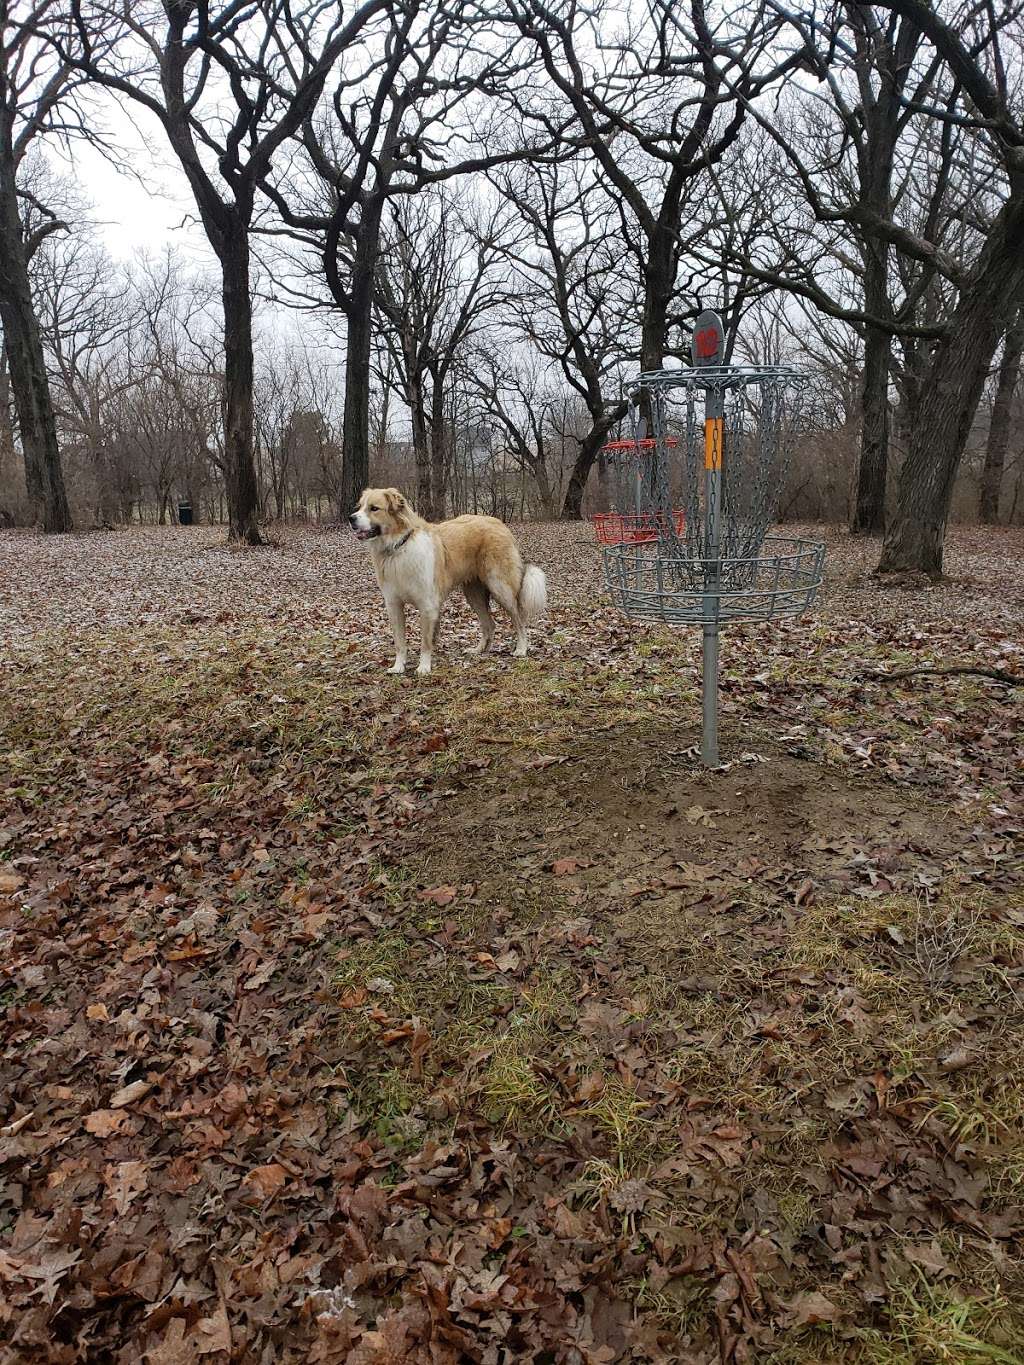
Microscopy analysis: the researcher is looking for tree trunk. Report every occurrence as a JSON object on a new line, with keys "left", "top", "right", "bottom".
{"left": 851, "top": 250, "right": 891, "bottom": 534}
{"left": 219, "top": 231, "right": 262, "bottom": 545}
{"left": 407, "top": 358, "right": 431, "bottom": 517}
{"left": 638, "top": 227, "right": 674, "bottom": 494}
{"left": 980, "top": 306, "right": 1024, "bottom": 524}
{"left": 0, "top": 348, "right": 15, "bottom": 507}
{"left": 878, "top": 201, "right": 1024, "bottom": 577}
{"left": 0, "top": 158, "right": 70, "bottom": 532}
{"left": 429, "top": 376, "right": 446, "bottom": 520}
{"left": 560, "top": 405, "right": 626, "bottom": 519}
{"left": 339, "top": 203, "right": 383, "bottom": 517}
{"left": 641, "top": 224, "right": 674, "bottom": 375}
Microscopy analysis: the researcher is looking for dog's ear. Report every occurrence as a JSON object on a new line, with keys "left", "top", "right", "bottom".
{"left": 384, "top": 488, "right": 409, "bottom": 522}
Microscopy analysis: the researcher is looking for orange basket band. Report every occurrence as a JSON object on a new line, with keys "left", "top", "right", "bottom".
{"left": 704, "top": 418, "right": 723, "bottom": 471}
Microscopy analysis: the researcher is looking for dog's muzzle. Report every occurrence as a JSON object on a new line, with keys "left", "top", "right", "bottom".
{"left": 349, "top": 512, "right": 379, "bottom": 541}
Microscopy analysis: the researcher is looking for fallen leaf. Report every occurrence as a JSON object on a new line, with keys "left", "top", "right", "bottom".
{"left": 242, "top": 1163, "right": 288, "bottom": 1198}
{"left": 194, "top": 1302, "right": 232, "bottom": 1355}
{"left": 418, "top": 885, "right": 457, "bottom": 905}
{"left": 146, "top": 1317, "right": 194, "bottom": 1365}
{"left": 938, "top": 1045, "right": 976, "bottom": 1073}
{"left": 109, "top": 1080, "right": 154, "bottom": 1109}
{"left": 84, "top": 1109, "right": 130, "bottom": 1136}
{"left": 105, "top": 1160, "right": 148, "bottom": 1215}
{"left": 790, "top": 1290, "right": 842, "bottom": 1326}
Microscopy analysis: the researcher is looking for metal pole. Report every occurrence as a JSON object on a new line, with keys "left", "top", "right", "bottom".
{"left": 631, "top": 407, "right": 646, "bottom": 517}
{"left": 702, "top": 387, "right": 724, "bottom": 766}
{"left": 632, "top": 407, "right": 646, "bottom": 578}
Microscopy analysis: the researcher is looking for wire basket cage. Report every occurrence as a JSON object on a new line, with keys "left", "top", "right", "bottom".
{"left": 591, "top": 437, "right": 685, "bottom": 545}
{"left": 603, "top": 534, "right": 825, "bottom": 623}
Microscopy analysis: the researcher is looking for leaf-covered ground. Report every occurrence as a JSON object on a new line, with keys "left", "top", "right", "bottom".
{"left": 1, "top": 522, "right": 1023, "bottom": 1364}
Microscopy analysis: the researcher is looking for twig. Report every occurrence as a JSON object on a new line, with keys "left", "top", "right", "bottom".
{"left": 863, "top": 666, "right": 1022, "bottom": 686}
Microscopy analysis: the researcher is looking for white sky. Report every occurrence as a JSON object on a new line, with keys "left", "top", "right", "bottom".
{"left": 56, "top": 97, "right": 331, "bottom": 354}
{"left": 61, "top": 99, "right": 212, "bottom": 264}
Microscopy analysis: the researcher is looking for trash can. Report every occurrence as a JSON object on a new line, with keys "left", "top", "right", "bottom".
{"left": 178, "top": 502, "right": 193, "bottom": 526}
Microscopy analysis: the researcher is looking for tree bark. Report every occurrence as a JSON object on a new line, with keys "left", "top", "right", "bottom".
{"left": 0, "top": 160, "right": 70, "bottom": 532}
{"left": 637, "top": 226, "right": 675, "bottom": 495}
{"left": 407, "top": 359, "right": 431, "bottom": 517}
{"left": 641, "top": 224, "right": 674, "bottom": 376}
{"left": 532, "top": 458, "right": 556, "bottom": 518}
{"left": 0, "top": 345, "right": 16, "bottom": 511}
{"left": 339, "top": 197, "right": 384, "bottom": 517}
{"left": 851, "top": 249, "right": 891, "bottom": 534}
{"left": 429, "top": 374, "right": 446, "bottom": 520}
{"left": 560, "top": 405, "right": 626, "bottom": 519}
{"left": 980, "top": 306, "right": 1024, "bottom": 524}
{"left": 878, "top": 201, "right": 1024, "bottom": 577}
{"left": 220, "top": 231, "right": 262, "bottom": 544}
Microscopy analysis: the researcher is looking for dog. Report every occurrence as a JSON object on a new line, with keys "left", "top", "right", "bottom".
{"left": 349, "top": 488, "right": 547, "bottom": 674}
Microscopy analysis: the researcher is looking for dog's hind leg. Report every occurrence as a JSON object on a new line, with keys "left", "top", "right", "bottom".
{"left": 484, "top": 574, "right": 528, "bottom": 658}
{"left": 464, "top": 580, "right": 495, "bottom": 654}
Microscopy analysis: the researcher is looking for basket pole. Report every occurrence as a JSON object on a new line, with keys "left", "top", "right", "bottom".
{"left": 693, "top": 310, "right": 727, "bottom": 766}
{"left": 702, "top": 382, "right": 723, "bottom": 766}
{"left": 631, "top": 405, "right": 645, "bottom": 518}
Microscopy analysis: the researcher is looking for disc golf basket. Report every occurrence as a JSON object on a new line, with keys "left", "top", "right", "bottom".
{"left": 591, "top": 437, "right": 684, "bottom": 545}
{"left": 601, "top": 310, "right": 825, "bottom": 766}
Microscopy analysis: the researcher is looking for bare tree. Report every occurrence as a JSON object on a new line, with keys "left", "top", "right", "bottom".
{"left": 258, "top": 0, "right": 564, "bottom": 515}
{"left": 704, "top": 0, "right": 1023, "bottom": 571}
{"left": 489, "top": 159, "right": 636, "bottom": 519}
{"left": 33, "top": 231, "right": 135, "bottom": 521}
{"left": 0, "top": 1, "right": 88, "bottom": 531}
{"left": 509, "top": 0, "right": 795, "bottom": 384}
{"left": 63, "top": 0, "right": 392, "bottom": 543}
{"left": 467, "top": 345, "right": 563, "bottom": 515}
{"left": 773, "top": 4, "right": 949, "bottom": 533}
{"left": 703, "top": 27, "right": 974, "bottom": 536}
{"left": 374, "top": 186, "right": 515, "bottom": 519}
{"left": 253, "top": 348, "right": 338, "bottom": 521}
{"left": 862, "top": 0, "right": 1024, "bottom": 574}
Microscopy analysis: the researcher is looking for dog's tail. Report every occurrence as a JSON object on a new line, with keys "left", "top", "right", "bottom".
{"left": 518, "top": 563, "right": 547, "bottom": 623}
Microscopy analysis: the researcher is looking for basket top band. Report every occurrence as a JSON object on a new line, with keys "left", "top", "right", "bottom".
{"left": 630, "top": 365, "right": 808, "bottom": 396}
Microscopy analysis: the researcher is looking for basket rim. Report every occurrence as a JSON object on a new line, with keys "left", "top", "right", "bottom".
{"left": 601, "top": 533, "right": 825, "bottom": 569}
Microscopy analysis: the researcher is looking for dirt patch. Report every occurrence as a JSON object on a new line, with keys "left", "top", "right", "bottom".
{"left": 418, "top": 722, "right": 958, "bottom": 918}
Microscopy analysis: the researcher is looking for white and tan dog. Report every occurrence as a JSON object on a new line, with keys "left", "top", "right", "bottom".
{"left": 349, "top": 488, "right": 547, "bottom": 675}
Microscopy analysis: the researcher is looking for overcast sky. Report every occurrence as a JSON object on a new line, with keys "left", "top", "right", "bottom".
{"left": 63, "top": 98, "right": 212, "bottom": 264}
{"left": 59, "top": 96, "right": 336, "bottom": 356}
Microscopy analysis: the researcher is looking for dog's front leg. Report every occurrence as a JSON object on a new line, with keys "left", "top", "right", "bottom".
{"left": 385, "top": 595, "right": 407, "bottom": 674}
{"left": 417, "top": 605, "right": 439, "bottom": 675}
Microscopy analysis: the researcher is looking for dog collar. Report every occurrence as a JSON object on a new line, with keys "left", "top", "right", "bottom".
{"left": 384, "top": 530, "right": 414, "bottom": 554}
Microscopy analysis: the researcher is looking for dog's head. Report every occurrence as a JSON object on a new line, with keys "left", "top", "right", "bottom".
{"left": 349, "top": 488, "right": 412, "bottom": 542}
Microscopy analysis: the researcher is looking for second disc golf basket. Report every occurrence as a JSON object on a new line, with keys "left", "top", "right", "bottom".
{"left": 601, "top": 310, "right": 826, "bottom": 765}
{"left": 591, "top": 438, "right": 684, "bottom": 545}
